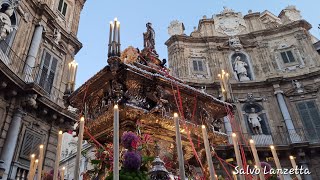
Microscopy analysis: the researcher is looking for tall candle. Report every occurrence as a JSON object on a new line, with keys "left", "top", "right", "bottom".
{"left": 231, "top": 133, "right": 244, "bottom": 180}
{"left": 174, "top": 113, "right": 186, "bottom": 179}
{"left": 108, "top": 21, "right": 113, "bottom": 55}
{"left": 117, "top": 22, "right": 121, "bottom": 55}
{"left": 30, "top": 159, "right": 39, "bottom": 179}
{"left": 37, "top": 144, "right": 44, "bottom": 180}
{"left": 289, "top": 156, "right": 302, "bottom": 180}
{"left": 249, "top": 139, "right": 265, "bottom": 180}
{"left": 74, "top": 117, "right": 85, "bottom": 180}
{"left": 61, "top": 167, "right": 66, "bottom": 180}
{"left": 113, "top": 18, "right": 117, "bottom": 43}
{"left": 54, "top": 131, "right": 63, "bottom": 180}
{"left": 202, "top": 125, "right": 216, "bottom": 180}
{"left": 232, "top": 171, "right": 237, "bottom": 180}
{"left": 113, "top": 105, "right": 120, "bottom": 180}
{"left": 270, "top": 145, "right": 284, "bottom": 180}
{"left": 27, "top": 154, "right": 36, "bottom": 179}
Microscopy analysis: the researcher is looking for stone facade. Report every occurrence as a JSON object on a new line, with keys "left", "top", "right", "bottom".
{"left": 166, "top": 6, "right": 320, "bottom": 179}
{"left": 0, "top": 0, "right": 85, "bottom": 179}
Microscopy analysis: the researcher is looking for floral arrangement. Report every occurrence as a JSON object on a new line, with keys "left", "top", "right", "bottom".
{"left": 105, "top": 131, "right": 154, "bottom": 180}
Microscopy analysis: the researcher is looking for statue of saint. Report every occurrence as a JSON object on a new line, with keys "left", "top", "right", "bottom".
{"left": 143, "top": 22, "right": 155, "bottom": 50}
{"left": 247, "top": 108, "right": 263, "bottom": 135}
{"left": 292, "top": 80, "right": 304, "bottom": 93}
{"left": 234, "top": 56, "right": 250, "bottom": 81}
{"left": 0, "top": 6, "right": 14, "bottom": 41}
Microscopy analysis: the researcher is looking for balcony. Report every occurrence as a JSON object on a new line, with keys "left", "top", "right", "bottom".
{"left": 0, "top": 40, "right": 67, "bottom": 107}
{"left": 224, "top": 128, "right": 320, "bottom": 148}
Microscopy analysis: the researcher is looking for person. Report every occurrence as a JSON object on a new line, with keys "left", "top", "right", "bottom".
{"left": 247, "top": 108, "right": 263, "bottom": 135}
{"left": 234, "top": 56, "right": 250, "bottom": 81}
{"left": 143, "top": 22, "right": 155, "bottom": 50}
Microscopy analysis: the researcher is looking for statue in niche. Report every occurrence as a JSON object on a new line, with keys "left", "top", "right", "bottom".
{"left": 0, "top": 5, "right": 14, "bottom": 40}
{"left": 234, "top": 56, "right": 250, "bottom": 81}
{"left": 247, "top": 108, "right": 263, "bottom": 135}
{"left": 292, "top": 80, "right": 304, "bottom": 93}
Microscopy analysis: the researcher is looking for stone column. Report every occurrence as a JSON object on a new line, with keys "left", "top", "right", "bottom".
{"left": 0, "top": 108, "right": 25, "bottom": 180}
{"left": 274, "top": 89, "right": 300, "bottom": 143}
{"left": 24, "top": 24, "right": 44, "bottom": 82}
{"left": 223, "top": 117, "right": 233, "bottom": 143}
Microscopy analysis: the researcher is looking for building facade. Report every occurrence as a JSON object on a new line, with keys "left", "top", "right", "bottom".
{"left": 166, "top": 6, "right": 320, "bottom": 179}
{"left": 0, "top": 0, "right": 85, "bottom": 179}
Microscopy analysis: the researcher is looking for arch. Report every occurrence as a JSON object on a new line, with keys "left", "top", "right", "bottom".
{"left": 229, "top": 51, "right": 255, "bottom": 81}
{"left": 242, "top": 102, "right": 271, "bottom": 135}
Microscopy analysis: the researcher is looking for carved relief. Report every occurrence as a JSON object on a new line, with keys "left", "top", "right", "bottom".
{"left": 214, "top": 7, "right": 247, "bottom": 36}
{"left": 168, "top": 20, "right": 185, "bottom": 36}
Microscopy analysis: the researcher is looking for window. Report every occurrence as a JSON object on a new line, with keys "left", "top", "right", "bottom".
{"left": 192, "top": 60, "right": 204, "bottom": 72}
{"left": 38, "top": 50, "right": 58, "bottom": 93}
{"left": 20, "top": 130, "right": 43, "bottom": 159}
{"left": 296, "top": 101, "right": 320, "bottom": 141}
{"left": 280, "top": 50, "right": 295, "bottom": 63}
{"left": 58, "top": 0, "right": 68, "bottom": 16}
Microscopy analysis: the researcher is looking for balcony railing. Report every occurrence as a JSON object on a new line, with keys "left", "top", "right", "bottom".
{"left": 225, "top": 128, "right": 319, "bottom": 147}
{"left": 0, "top": 40, "right": 67, "bottom": 107}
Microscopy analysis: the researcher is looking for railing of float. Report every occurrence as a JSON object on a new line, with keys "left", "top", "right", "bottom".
{"left": 0, "top": 40, "right": 67, "bottom": 108}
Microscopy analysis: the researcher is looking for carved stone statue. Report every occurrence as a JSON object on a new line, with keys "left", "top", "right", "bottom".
{"left": 0, "top": 6, "right": 14, "bottom": 41}
{"left": 143, "top": 22, "right": 155, "bottom": 50}
{"left": 229, "top": 36, "right": 243, "bottom": 51}
{"left": 53, "top": 29, "right": 61, "bottom": 44}
{"left": 292, "top": 80, "right": 303, "bottom": 93}
{"left": 234, "top": 56, "right": 250, "bottom": 81}
{"left": 247, "top": 108, "right": 263, "bottom": 135}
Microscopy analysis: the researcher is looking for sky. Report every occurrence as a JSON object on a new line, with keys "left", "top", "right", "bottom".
{"left": 75, "top": 0, "right": 320, "bottom": 88}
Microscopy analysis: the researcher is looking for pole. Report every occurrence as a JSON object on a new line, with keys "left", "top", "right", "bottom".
{"left": 174, "top": 113, "right": 186, "bottom": 179}
{"left": 74, "top": 117, "right": 85, "bottom": 180}
{"left": 202, "top": 125, "right": 216, "bottom": 180}
{"left": 53, "top": 131, "right": 63, "bottom": 180}
{"left": 249, "top": 139, "right": 265, "bottom": 180}
{"left": 270, "top": 145, "right": 284, "bottom": 180}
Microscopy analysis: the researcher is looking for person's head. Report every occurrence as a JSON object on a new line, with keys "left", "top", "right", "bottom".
{"left": 251, "top": 107, "right": 255, "bottom": 113}
{"left": 146, "top": 22, "right": 152, "bottom": 28}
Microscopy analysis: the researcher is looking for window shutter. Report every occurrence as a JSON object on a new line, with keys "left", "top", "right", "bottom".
{"left": 198, "top": 61, "right": 203, "bottom": 71}
{"left": 20, "top": 130, "right": 43, "bottom": 159}
{"left": 297, "top": 101, "right": 318, "bottom": 140}
{"left": 193, "top": 60, "right": 198, "bottom": 71}
{"left": 281, "top": 52, "right": 289, "bottom": 63}
{"left": 287, "top": 51, "right": 295, "bottom": 62}
{"left": 58, "top": 0, "right": 63, "bottom": 11}
{"left": 62, "top": 3, "right": 68, "bottom": 16}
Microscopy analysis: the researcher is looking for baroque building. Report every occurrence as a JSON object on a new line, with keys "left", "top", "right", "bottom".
{"left": 0, "top": 0, "right": 86, "bottom": 179}
{"left": 166, "top": 6, "right": 320, "bottom": 179}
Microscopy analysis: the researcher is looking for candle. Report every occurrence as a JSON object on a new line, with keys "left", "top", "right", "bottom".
{"left": 249, "top": 139, "right": 265, "bottom": 180}
{"left": 113, "top": 105, "right": 120, "bottom": 180}
{"left": 174, "top": 113, "right": 186, "bottom": 179}
{"left": 202, "top": 125, "right": 216, "bottom": 180}
{"left": 61, "top": 167, "right": 66, "bottom": 180}
{"left": 231, "top": 133, "right": 245, "bottom": 180}
{"left": 117, "top": 21, "right": 121, "bottom": 55}
{"left": 270, "top": 145, "right": 284, "bottom": 180}
{"left": 289, "top": 156, "right": 302, "bottom": 180}
{"left": 113, "top": 17, "right": 117, "bottom": 43}
{"left": 37, "top": 144, "right": 44, "bottom": 180}
{"left": 29, "top": 159, "right": 39, "bottom": 179}
{"left": 232, "top": 171, "right": 237, "bottom": 180}
{"left": 54, "top": 131, "right": 63, "bottom": 180}
{"left": 108, "top": 21, "right": 114, "bottom": 55}
{"left": 74, "top": 117, "right": 85, "bottom": 180}
{"left": 27, "top": 154, "right": 36, "bottom": 179}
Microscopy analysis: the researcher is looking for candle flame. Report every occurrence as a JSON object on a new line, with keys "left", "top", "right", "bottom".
{"left": 35, "top": 159, "right": 39, "bottom": 163}
{"left": 232, "top": 133, "right": 236, "bottom": 137}
{"left": 109, "top": 21, "right": 113, "bottom": 25}
{"left": 40, "top": 144, "right": 44, "bottom": 149}
{"left": 31, "top": 154, "right": 35, "bottom": 158}
{"left": 270, "top": 145, "right": 274, "bottom": 149}
{"left": 59, "top": 130, "right": 63, "bottom": 135}
{"left": 289, "top": 155, "right": 294, "bottom": 160}
{"left": 114, "top": 104, "right": 118, "bottom": 109}
{"left": 232, "top": 171, "right": 236, "bottom": 175}
{"left": 249, "top": 139, "right": 254, "bottom": 144}
{"left": 80, "top": 116, "right": 85, "bottom": 121}
{"left": 174, "top": 113, "right": 178, "bottom": 117}
{"left": 201, "top": 125, "right": 205, "bottom": 129}
{"left": 62, "top": 167, "right": 66, "bottom": 170}
{"left": 114, "top": 17, "right": 118, "bottom": 21}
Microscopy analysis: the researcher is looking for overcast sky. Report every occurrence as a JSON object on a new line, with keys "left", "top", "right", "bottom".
{"left": 75, "top": 0, "right": 320, "bottom": 87}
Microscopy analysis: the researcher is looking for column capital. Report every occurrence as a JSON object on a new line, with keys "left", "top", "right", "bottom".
{"left": 274, "top": 90, "right": 284, "bottom": 95}
{"left": 13, "top": 108, "right": 26, "bottom": 118}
